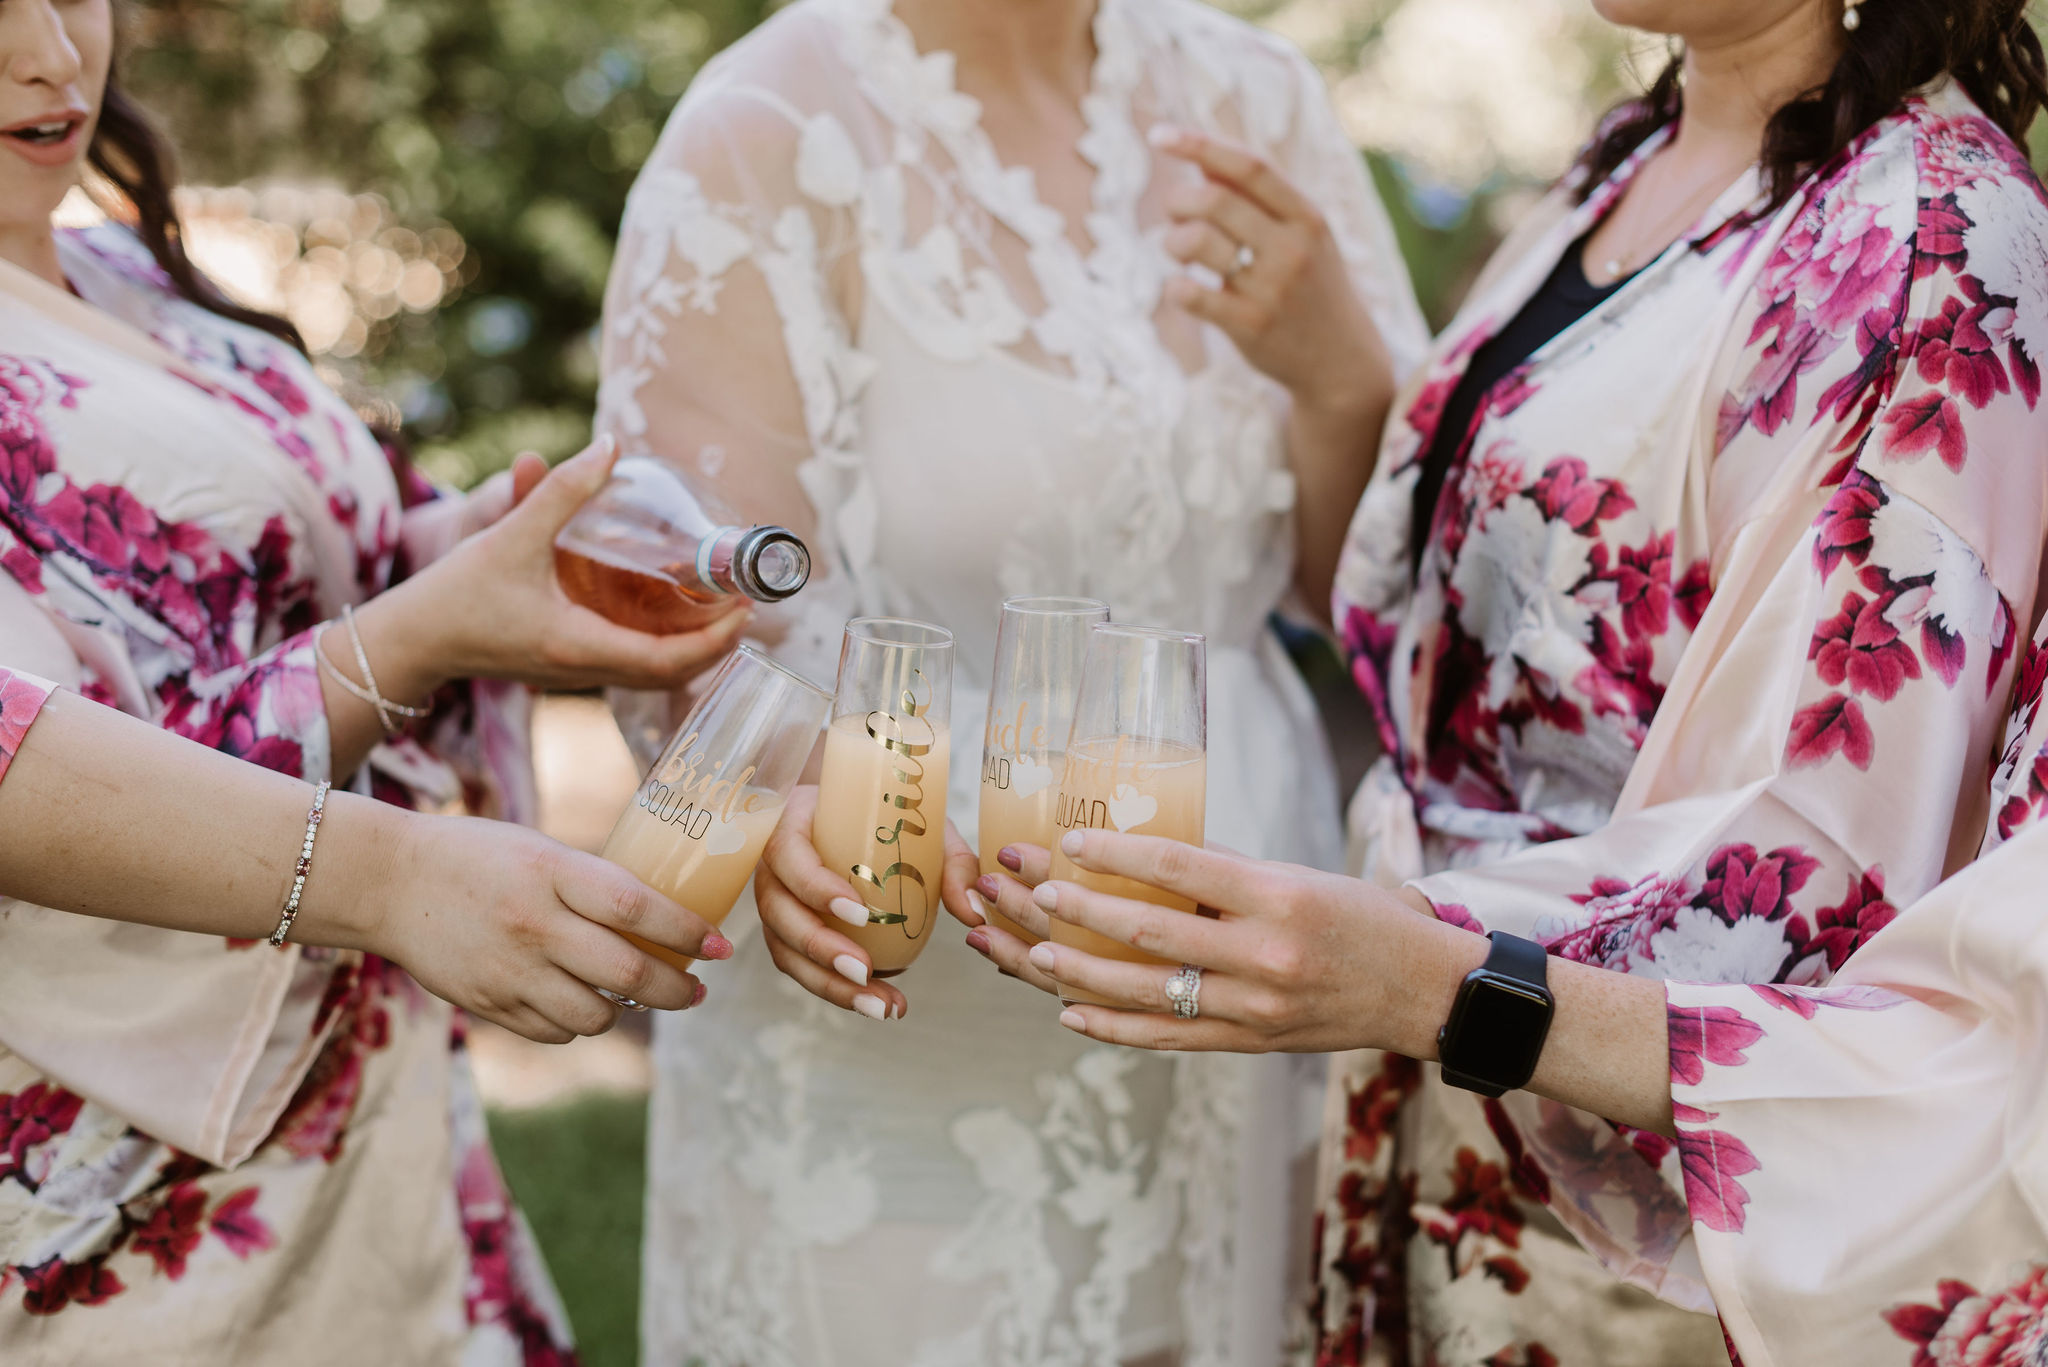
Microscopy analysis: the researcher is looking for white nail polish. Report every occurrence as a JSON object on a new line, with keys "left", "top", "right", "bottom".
{"left": 1059, "top": 1009, "right": 1087, "bottom": 1032}
{"left": 854, "top": 994, "right": 887, "bottom": 1021}
{"left": 1032, "top": 882, "right": 1059, "bottom": 912}
{"left": 967, "top": 889, "right": 989, "bottom": 921}
{"left": 1146, "top": 123, "right": 1181, "bottom": 149}
{"left": 1029, "top": 942, "right": 1057, "bottom": 972}
{"left": 1061, "top": 830, "right": 1085, "bottom": 856}
{"left": 829, "top": 897, "right": 870, "bottom": 927}
{"left": 834, "top": 954, "right": 870, "bottom": 987}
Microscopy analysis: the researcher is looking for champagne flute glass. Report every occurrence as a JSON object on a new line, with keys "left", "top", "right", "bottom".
{"left": 978, "top": 596, "right": 1109, "bottom": 944}
{"left": 599, "top": 644, "right": 832, "bottom": 981}
{"left": 814, "top": 618, "right": 955, "bottom": 977}
{"left": 1047, "top": 624, "right": 1207, "bottom": 1006}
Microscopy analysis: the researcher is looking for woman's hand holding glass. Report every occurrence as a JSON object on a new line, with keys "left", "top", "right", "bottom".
{"left": 974, "top": 827, "right": 1467, "bottom": 1054}
{"left": 352, "top": 807, "right": 733, "bottom": 1044}
{"left": 351, "top": 436, "right": 753, "bottom": 706}
{"left": 751, "top": 786, "right": 980, "bottom": 1020}
{"left": 1153, "top": 126, "right": 1392, "bottom": 423}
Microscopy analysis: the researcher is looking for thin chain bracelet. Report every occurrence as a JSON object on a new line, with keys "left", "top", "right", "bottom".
{"left": 314, "top": 604, "right": 428, "bottom": 737}
{"left": 269, "top": 780, "right": 332, "bottom": 947}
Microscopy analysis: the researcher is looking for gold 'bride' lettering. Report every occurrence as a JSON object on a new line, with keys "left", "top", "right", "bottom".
{"left": 849, "top": 669, "right": 935, "bottom": 931}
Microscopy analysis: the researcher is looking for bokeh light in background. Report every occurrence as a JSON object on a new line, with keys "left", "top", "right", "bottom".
{"left": 115, "top": 0, "right": 2043, "bottom": 496}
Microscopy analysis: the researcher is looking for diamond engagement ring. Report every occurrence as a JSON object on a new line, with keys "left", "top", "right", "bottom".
{"left": 597, "top": 988, "right": 650, "bottom": 1013}
{"left": 1224, "top": 242, "right": 1255, "bottom": 281}
{"left": 1164, "top": 964, "right": 1204, "bottom": 1020}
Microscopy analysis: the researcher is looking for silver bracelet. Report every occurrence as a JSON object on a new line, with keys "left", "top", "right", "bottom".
{"left": 314, "top": 604, "right": 427, "bottom": 737}
{"left": 269, "top": 781, "right": 332, "bottom": 947}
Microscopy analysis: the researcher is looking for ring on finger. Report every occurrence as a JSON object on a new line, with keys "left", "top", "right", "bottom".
{"left": 595, "top": 987, "right": 649, "bottom": 1012}
{"left": 1222, "top": 242, "right": 1255, "bottom": 282}
{"left": 1163, "top": 963, "right": 1204, "bottom": 1020}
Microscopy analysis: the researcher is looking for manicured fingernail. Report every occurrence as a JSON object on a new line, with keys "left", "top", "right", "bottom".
{"left": 997, "top": 846, "right": 1023, "bottom": 871}
{"left": 829, "top": 897, "right": 870, "bottom": 927}
{"left": 688, "top": 981, "right": 707, "bottom": 1008}
{"left": 853, "top": 993, "right": 887, "bottom": 1021}
{"left": 966, "top": 928, "right": 991, "bottom": 955}
{"left": 888, "top": 1001, "right": 904, "bottom": 1020}
{"left": 967, "top": 889, "right": 989, "bottom": 921}
{"left": 1059, "top": 1009, "right": 1087, "bottom": 1033}
{"left": 1033, "top": 882, "right": 1059, "bottom": 912}
{"left": 1029, "top": 942, "right": 1057, "bottom": 972}
{"left": 1146, "top": 123, "right": 1183, "bottom": 149}
{"left": 701, "top": 932, "right": 733, "bottom": 961}
{"left": 1061, "top": 831, "right": 1084, "bottom": 856}
{"left": 976, "top": 874, "right": 1001, "bottom": 900}
{"left": 833, "top": 954, "right": 869, "bottom": 987}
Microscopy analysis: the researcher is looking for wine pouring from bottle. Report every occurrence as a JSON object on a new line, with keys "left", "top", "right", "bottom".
{"left": 555, "top": 452, "right": 812, "bottom": 634}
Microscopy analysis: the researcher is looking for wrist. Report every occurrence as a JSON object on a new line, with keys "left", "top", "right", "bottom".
{"left": 1388, "top": 912, "right": 1490, "bottom": 1061}
{"left": 348, "top": 582, "right": 453, "bottom": 701}
{"left": 289, "top": 790, "right": 406, "bottom": 954}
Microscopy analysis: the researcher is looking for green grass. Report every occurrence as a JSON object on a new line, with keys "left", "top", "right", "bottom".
{"left": 488, "top": 1094, "right": 648, "bottom": 1367}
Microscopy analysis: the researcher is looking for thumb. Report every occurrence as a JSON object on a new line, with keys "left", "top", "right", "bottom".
{"left": 507, "top": 434, "right": 620, "bottom": 539}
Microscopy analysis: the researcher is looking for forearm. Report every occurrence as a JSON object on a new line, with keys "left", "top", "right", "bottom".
{"left": 0, "top": 688, "right": 398, "bottom": 951}
{"left": 1286, "top": 363, "right": 1394, "bottom": 618}
{"left": 1387, "top": 910, "right": 1676, "bottom": 1136}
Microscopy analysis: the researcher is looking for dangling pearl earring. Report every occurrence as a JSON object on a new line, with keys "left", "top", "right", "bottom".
{"left": 1843, "top": 0, "right": 1863, "bottom": 31}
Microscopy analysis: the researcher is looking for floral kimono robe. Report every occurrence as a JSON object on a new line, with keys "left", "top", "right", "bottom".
{"left": 1318, "top": 83, "right": 2048, "bottom": 1366}
{"left": 0, "top": 226, "right": 572, "bottom": 1365}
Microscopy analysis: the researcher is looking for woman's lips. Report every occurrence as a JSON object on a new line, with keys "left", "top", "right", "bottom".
{"left": 1, "top": 117, "right": 86, "bottom": 170}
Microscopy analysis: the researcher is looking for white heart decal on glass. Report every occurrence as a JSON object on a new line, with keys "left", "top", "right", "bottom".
{"left": 1011, "top": 758, "right": 1055, "bottom": 798}
{"left": 1108, "top": 784, "right": 1158, "bottom": 833}
{"left": 703, "top": 816, "right": 748, "bottom": 856}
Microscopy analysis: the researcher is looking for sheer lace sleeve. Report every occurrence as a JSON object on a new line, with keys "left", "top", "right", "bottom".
{"left": 596, "top": 27, "right": 880, "bottom": 738}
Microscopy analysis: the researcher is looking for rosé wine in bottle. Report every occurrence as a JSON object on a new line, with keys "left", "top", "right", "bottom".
{"left": 555, "top": 454, "right": 810, "bottom": 634}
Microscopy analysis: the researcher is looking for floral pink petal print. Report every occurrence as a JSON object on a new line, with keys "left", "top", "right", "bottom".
{"left": 208, "top": 1187, "right": 277, "bottom": 1260}
{"left": 1667, "top": 1003, "right": 1765, "bottom": 1086}
{"left": 1879, "top": 391, "right": 1969, "bottom": 471}
{"left": 1786, "top": 692, "right": 1875, "bottom": 769}
{"left": 131, "top": 1182, "right": 208, "bottom": 1280}
{"left": 1672, "top": 1102, "right": 1760, "bottom": 1233}
{"left": 1885, "top": 1265, "right": 2048, "bottom": 1367}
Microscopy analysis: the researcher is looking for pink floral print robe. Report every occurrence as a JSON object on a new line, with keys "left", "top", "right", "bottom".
{"left": 0, "top": 226, "right": 573, "bottom": 1365}
{"left": 1317, "top": 82, "right": 2048, "bottom": 1367}
{"left": 1659, "top": 618, "right": 2048, "bottom": 1367}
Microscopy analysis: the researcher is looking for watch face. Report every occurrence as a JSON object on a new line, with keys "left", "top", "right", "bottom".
{"left": 1450, "top": 977, "right": 1552, "bottom": 1084}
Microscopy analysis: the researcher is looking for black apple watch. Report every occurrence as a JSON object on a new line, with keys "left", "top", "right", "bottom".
{"left": 1436, "top": 932, "right": 1555, "bottom": 1097}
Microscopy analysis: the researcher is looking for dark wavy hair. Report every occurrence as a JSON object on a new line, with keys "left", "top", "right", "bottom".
{"left": 1576, "top": 1, "right": 2048, "bottom": 210}
{"left": 86, "top": 57, "right": 307, "bottom": 353}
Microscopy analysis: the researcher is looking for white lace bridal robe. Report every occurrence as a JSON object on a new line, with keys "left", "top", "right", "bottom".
{"left": 596, "top": 2, "right": 1428, "bottom": 1362}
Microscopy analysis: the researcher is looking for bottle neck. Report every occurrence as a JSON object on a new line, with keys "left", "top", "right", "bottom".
{"left": 696, "top": 525, "right": 812, "bottom": 603}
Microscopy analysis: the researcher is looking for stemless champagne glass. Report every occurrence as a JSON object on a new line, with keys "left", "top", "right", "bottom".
{"left": 600, "top": 644, "right": 832, "bottom": 975}
{"left": 1047, "top": 624, "right": 1207, "bottom": 1007}
{"left": 814, "top": 618, "right": 955, "bottom": 977}
{"left": 979, "top": 596, "right": 1110, "bottom": 945}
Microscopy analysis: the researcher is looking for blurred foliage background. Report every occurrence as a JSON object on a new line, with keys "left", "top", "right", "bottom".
{"left": 117, "top": 0, "right": 1670, "bottom": 491}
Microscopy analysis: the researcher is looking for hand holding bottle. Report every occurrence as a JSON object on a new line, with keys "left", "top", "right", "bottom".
{"left": 351, "top": 437, "right": 753, "bottom": 701}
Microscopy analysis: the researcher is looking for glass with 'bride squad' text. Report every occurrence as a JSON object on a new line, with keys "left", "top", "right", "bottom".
{"left": 1047, "top": 624, "right": 1207, "bottom": 1007}
{"left": 978, "top": 596, "right": 1109, "bottom": 944}
{"left": 600, "top": 645, "right": 832, "bottom": 973}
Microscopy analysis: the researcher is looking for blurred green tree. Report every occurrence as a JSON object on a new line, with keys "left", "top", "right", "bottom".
{"left": 126, "top": 0, "right": 774, "bottom": 486}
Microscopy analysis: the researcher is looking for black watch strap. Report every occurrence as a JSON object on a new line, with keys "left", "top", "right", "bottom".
{"left": 1437, "top": 932, "right": 1554, "bottom": 1098}
{"left": 1479, "top": 930, "right": 1548, "bottom": 987}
